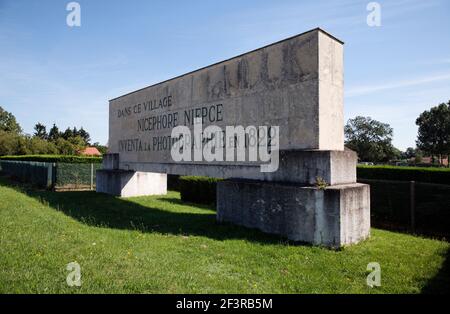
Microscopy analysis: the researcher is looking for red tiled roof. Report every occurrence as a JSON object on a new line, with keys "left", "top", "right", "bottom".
{"left": 79, "top": 147, "right": 102, "bottom": 156}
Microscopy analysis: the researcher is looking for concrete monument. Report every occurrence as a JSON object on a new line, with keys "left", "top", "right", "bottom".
{"left": 97, "top": 28, "right": 370, "bottom": 247}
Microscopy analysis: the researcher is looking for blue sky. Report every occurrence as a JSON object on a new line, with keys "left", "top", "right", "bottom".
{"left": 0, "top": 0, "right": 449, "bottom": 149}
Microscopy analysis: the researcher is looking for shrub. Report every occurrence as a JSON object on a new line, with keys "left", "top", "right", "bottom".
{"left": 357, "top": 165, "right": 450, "bottom": 185}
{"left": 167, "top": 174, "right": 181, "bottom": 191}
{"left": 178, "top": 176, "right": 221, "bottom": 205}
{"left": 0, "top": 155, "right": 102, "bottom": 164}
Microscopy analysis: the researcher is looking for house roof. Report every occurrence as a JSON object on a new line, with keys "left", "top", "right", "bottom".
{"left": 79, "top": 147, "right": 102, "bottom": 156}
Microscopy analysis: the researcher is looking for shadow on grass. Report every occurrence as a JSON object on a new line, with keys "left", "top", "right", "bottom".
{"left": 154, "top": 197, "right": 214, "bottom": 210}
{"left": 422, "top": 246, "right": 450, "bottom": 294}
{"left": 0, "top": 176, "right": 285, "bottom": 245}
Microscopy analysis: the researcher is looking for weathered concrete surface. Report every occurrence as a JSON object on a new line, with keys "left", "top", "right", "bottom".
{"left": 318, "top": 31, "right": 344, "bottom": 150}
{"left": 123, "top": 149, "right": 357, "bottom": 185}
{"left": 102, "top": 153, "right": 119, "bottom": 170}
{"left": 108, "top": 28, "right": 344, "bottom": 175}
{"left": 96, "top": 169, "right": 167, "bottom": 197}
{"left": 217, "top": 180, "right": 370, "bottom": 247}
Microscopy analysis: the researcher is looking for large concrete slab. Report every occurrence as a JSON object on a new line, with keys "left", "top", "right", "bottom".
{"left": 108, "top": 28, "right": 344, "bottom": 176}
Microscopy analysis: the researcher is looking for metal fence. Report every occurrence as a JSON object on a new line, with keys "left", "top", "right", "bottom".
{"left": 359, "top": 179, "right": 450, "bottom": 238}
{"left": 0, "top": 160, "right": 53, "bottom": 187}
{"left": 0, "top": 160, "right": 102, "bottom": 190}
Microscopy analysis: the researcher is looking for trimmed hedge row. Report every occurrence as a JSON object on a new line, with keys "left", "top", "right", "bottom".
{"left": 177, "top": 166, "right": 450, "bottom": 206}
{"left": 357, "top": 165, "right": 450, "bottom": 185}
{"left": 178, "top": 176, "right": 221, "bottom": 205}
{"left": 0, "top": 155, "right": 102, "bottom": 164}
{"left": 177, "top": 173, "right": 450, "bottom": 238}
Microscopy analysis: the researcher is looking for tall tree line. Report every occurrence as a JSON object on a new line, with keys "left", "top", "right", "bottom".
{"left": 0, "top": 105, "right": 106, "bottom": 156}
{"left": 344, "top": 100, "right": 450, "bottom": 166}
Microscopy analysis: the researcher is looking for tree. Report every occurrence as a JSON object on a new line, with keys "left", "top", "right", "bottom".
{"left": 68, "top": 135, "right": 86, "bottom": 151}
{"left": 0, "top": 106, "right": 22, "bottom": 133}
{"left": 414, "top": 149, "right": 423, "bottom": 164}
{"left": 33, "top": 123, "right": 47, "bottom": 140}
{"left": 78, "top": 127, "right": 91, "bottom": 145}
{"left": 0, "top": 131, "right": 20, "bottom": 155}
{"left": 55, "top": 138, "right": 77, "bottom": 155}
{"left": 0, "top": 110, "right": 96, "bottom": 156}
{"left": 391, "top": 147, "right": 402, "bottom": 161}
{"left": 62, "top": 127, "right": 75, "bottom": 140}
{"left": 92, "top": 142, "right": 108, "bottom": 154}
{"left": 53, "top": 135, "right": 87, "bottom": 155}
{"left": 416, "top": 101, "right": 450, "bottom": 166}
{"left": 13, "top": 135, "right": 30, "bottom": 155}
{"left": 48, "top": 124, "right": 60, "bottom": 141}
{"left": 404, "top": 147, "right": 416, "bottom": 159}
{"left": 345, "top": 116, "right": 397, "bottom": 162}
{"left": 28, "top": 136, "right": 58, "bottom": 154}
{"left": 0, "top": 131, "right": 59, "bottom": 156}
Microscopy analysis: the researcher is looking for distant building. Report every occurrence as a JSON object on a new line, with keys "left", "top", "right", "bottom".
{"left": 410, "top": 156, "right": 448, "bottom": 166}
{"left": 78, "top": 147, "right": 102, "bottom": 156}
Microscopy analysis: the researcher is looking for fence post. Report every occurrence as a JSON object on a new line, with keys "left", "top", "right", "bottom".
{"left": 47, "top": 163, "right": 54, "bottom": 189}
{"left": 90, "top": 163, "right": 94, "bottom": 191}
{"left": 52, "top": 163, "right": 57, "bottom": 190}
{"left": 410, "top": 181, "right": 415, "bottom": 233}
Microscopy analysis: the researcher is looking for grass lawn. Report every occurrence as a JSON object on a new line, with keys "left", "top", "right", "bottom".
{"left": 0, "top": 176, "right": 448, "bottom": 294}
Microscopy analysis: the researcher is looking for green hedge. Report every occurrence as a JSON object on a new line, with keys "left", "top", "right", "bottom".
{"left": 177, "top": 166, "right": 450, "bottom": 206}
{"left": 179, "top": 176, "right": 221, "bottom": 205}
{"left": 357, "top": 165, "right": 450, "bottom": 185}
{"left": 0, "top": 155, "right": 102, "bottom": 164}
{"left": 167, "top": 174, "right": 181, "bottom": 191}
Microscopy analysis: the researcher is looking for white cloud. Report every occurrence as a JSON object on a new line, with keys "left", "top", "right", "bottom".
{"left": 346, "top": 72, "right": 450, "bottom": 97}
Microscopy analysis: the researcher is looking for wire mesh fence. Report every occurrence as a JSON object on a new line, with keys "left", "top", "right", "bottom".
{"left": 54, "top": 162, "right": 102, "bottom": 191}
{"left": 0, "top": 160, "right": 53, "bottom": 188}
{"left": 359, "top": 179, "right": 450, "bottom": 238}
{"left": 0, "top": 160, "right": 102, "bottom": 191}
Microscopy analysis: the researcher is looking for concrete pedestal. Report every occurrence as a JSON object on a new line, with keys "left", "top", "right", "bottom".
{"left": 96, "top": 169, "right": 167, "bottom": 197}
{"left": 217, "top": 180, "right": 370, "bottom": 247}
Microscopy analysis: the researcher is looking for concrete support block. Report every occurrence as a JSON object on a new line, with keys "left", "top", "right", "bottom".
{"left": 264, "top": 149, "right": 357, "bottom": 185}
{"left": 96, "top": 169, "right": 167, "bottom": 197}
{"left": 217, "top": 180, "right": 370, "bottom": 247}
{"left": 102, "top": 153, "right": 120, "bottom": 170}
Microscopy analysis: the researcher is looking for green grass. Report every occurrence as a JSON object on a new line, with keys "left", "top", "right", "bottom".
{"left": 0, "top": 176, "right": 448, "bottom": 294}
